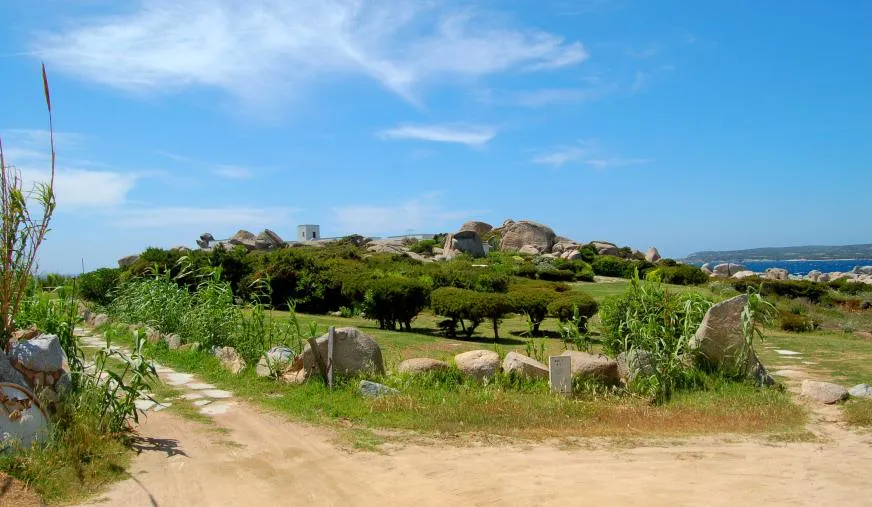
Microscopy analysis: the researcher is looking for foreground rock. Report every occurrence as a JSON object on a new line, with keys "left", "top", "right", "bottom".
{"left": 215, "top": 346, "right": 246, "bottom": 374}
{"left": 616, "top": 349, "right": 655, "bottom": 383}
{"left": 256, "top": 347, "right": 294, "bottom": 377}
{"left": 10, "top": 334, "right": 65, "bottom": 373}
{"left": 502, "top": 352, "right": 548, "bottom": 380}
{"left": 560, "top": 351, "right": 619, "bottom": 384}
{"left": 397, "top": 358, "right": 450, "bottom": 375}
{"left": 590, "top": 241, "right": 619, "bottom": 256}
{"left": 764, "top": 268, "right": 789, "bottom": 281}
{"left": 301, "top": 328, "right": 385, "bottom": 378}
{"left": 849, "top": 384, "right": 872, "bottom": 399}
{"left": 688, "top": 294, "right": 772, "bottom": 385}
{"left": 499, "top": 220, "right": 556, "bottom": 253}
{"left": 359, "top": 380, "right": 399, "bottom": 398}
{"left": 454, "top": 350, "right": 500, "bottom": 380}
{"left": 0, "top": 350, "right": 29, "bottom": 387}
{"left": 801, "top": 380, "right": 848, "bottom": 404}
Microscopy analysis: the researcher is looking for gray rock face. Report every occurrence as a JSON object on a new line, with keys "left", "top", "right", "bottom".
{"left": 764, "top": 268, "right": 789, "bottom": 281}
{"left": 444, "top": 230, "right": 486, "bottom": 257}
{"left": 552, "top": 241, "right": 579, "bottom": 255}
{"left": 367, "top": 238, "right": 407, "bottom": 255}
{"left": 229, "top": 229, "right": 257, "bottom": 249}
{"left": 215, "top": 346, "right": 246, "bottom": 374}
{"left": 645, "top": 247, "right": 661, "bottom": 263}
{"left": 849, "top": 383, "right": 872, "bottom": 399}
{"left": 616, "top": 349, "right": 655, "bottom": 383}
{"left": 801, "top": 380, "right": 848, "bottom": 404}
{"left": 359, "top": 380, "right": 399, "bottom": 398}
{"left": 502, "top": 352, "right": 548, "bottom": 380}
{"left": 561, "top": 249, "right": 583, "bottom": 260}
{"left": 701, "top": 263, "right": 713, "bottom": 274}
{"left": 118, "top": 255, "right": 140, "bottom": 268}
{"left": 713, "top": 263, "right": 747, "bottom": 277}
{"left": 732, "top": 270, "right": 757, "bottom": 280}
{"left": 560, "top": 351, "right": 620, "bottom": 383}
{"left": 454, "top": 350, "right": 500, "bottom": 380}
{"left": 688, "top": 294, "right": 771, "bottom": 384}
{"left": 459, "top": 221, "right": 493, "bottom": 236}
{"left": 10, "top": 335, "right": 65, "bottom": 372}
{"left": 164, "top": 333, "right": 181, "bottom": 350}
{"left": 0, "top": 351, "right": 29, "bottom": 386}
{"left": 591, "top": 241, "right": 619, "bottom": 256}
{"left": 518, "top": 245, "right": 541, "bottom": 255}
{"left": 254, "top": 229, "right": 284, "bottom": 250}
{"left": 397, "top": 358, "right": 450, "bottom": 375}
{"left": 256, "top": 346, "right": 295, "bottom": 377}
{"left": 852, "top": 266, "right": 872, "bottom": 275}
{"left": 92, "top": 313, "right": 109, "bottom": 327}
{"left": 302, "top": 328, "right": 385, "bottom": 378}
{"left": 499, "top": 221, "right": 557, "bottom": 253}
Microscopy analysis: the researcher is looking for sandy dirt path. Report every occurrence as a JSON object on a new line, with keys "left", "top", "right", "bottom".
{"left": 78, "top": 342, "right": 872, "bottom": 507}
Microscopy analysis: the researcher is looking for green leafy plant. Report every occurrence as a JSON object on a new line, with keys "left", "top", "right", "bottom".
{"left": 0, "top": 64, "right": 56, "bottom": 349}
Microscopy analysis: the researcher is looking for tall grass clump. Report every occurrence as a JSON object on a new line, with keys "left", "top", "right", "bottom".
{"left": 599, "top": 272, "right": 713, "bottom": 402}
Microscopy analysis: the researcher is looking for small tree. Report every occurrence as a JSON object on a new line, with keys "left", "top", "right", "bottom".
{"left": 547, "top": 292, "right": 599, "bottom": 332}
{"left": 362, "top": 277, "right": 430, "bottom": 330}
{"left": 0, "top": 64, "right": 56, "bottom": 350}
{"left": 478, "top": 292, "right": 515, "bottom": 341}
{"left": 509, "top": 287, "right": 557, "bottom": 334}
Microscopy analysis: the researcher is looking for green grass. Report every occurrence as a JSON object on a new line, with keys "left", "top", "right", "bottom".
{"left": 844, "top": 399, "right": 872, "bottom": 427}
{"left": 758, "top": 330, "right": 872, "bottom": 387}
{"left": 113, "top": 329, "right": 806, "bottom": 443}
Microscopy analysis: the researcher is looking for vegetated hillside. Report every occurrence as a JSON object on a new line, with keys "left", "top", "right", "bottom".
{"left": 684, "top": 244, "right": 872, "bottom": 263}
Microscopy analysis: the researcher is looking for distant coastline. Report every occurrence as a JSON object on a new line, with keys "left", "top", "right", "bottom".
{"left": 684, "top": 244, "right": 872, "bottom": 264}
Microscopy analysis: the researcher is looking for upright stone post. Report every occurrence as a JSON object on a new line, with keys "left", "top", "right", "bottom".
{"left": 549, "top": 356, "right": 571, "bottom": 396}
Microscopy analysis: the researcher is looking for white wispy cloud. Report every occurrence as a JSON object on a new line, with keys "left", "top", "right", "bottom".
{"left": 3, "top": 128, "right": 138, "bottom": 208}
{"left": 110, "top": 206, "right": 297, "bottom": 228}
{"left": 532, "top": 140, "right": 650, "bottom": 168}
{"left": 161, "top": 151, "right": 256, "bottom": 179}
{"left": 332, "top": 194, "right": 469, "bottom": 236}
{"left": 513, "top": 84, "right": 611, "bottom": 107}
{"left": 34, "top": 0, "right": 587, "bottom": 105}
{"left": 378, "top": 124, "right": 496, "bottom": 146}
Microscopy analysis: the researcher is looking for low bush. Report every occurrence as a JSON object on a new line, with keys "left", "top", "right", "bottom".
{"left": 509, "top": 287, "right": 559, "bottom": 334}
{"left": 431, "top": 287, "right": 515, "bottom": 339}
{"left": 362, "top": 277, "right": 431, "bottom": 331}
{"left": 547, "top": 292, "right": 598, "bottom": 330}
{"left": 730, "top": 278, "right": 828, "bottom": 303}
{"left": 409, "top": 239, "right": 439, "bottom": 255}
{"left": 778, "top": 311, "right": 817, "bottom": 332}
{"left": 591, "top": 256, "right": 655, "bottom": 279}
{"left": 537, "top": 266, "right": 575, "bottom": 282}
{"left": 830, "top": 280, "right": 872, "bottom": 295}
{"left": 652, "top": 264, "right": 709, "bottom": 286}
{"left": 77, "top": 267, "right": 121, "bottom": 306}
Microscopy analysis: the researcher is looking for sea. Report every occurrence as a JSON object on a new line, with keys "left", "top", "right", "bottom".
{"left": 699, "top": 260, "right": 872, "bottom": 276}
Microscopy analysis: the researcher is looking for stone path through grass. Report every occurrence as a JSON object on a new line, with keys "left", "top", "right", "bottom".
{"left": 74, "top": 327, "right": 238, "bottom": 416}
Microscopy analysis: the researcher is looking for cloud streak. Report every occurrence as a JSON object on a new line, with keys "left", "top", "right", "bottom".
{"left": 532, "top": 140, "right": 650, "bottom": 168}
{"left": 332, "top": 194, "right": 469, "bottom": 236}
{"left": 35, "top": 0, "right": 587, "bottom": 105}
{"left": 378, "top": 124, "right": 496, "bottom": 146}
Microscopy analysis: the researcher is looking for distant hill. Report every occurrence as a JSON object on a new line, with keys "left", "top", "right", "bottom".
{"left": 684, "top": 244, "right": 872, "bottom": 263}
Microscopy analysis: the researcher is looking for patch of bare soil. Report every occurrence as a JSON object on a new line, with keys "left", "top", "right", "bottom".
{"left": 80, "top": 380, "right": 872, "bottom": 507}
{"left": 0, "top": 473, "right": 40, "bottom": 507}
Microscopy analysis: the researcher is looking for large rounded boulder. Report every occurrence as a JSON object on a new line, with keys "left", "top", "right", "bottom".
{"left": 397, "top": 358, "right": 450, "bottom": 375}
{"left": 460, "top": 221, "right": 493, "bottom": 236}
{"left": 502, "top": 351, "right": 548, "bottom": 380}
{"left": 302, "top": 328, "right": 385, "bottom": 378}
{"left": 499, "top": 220, "right": 556, "bottom": 253}
{"left": 454, "top": 350, "right": 500, "bottom": 380}
{"left": 443, "top": 230, "right": 486, "bottom": 257}
{"left": 560, "top": 351, "right": 620, "bottom": 384}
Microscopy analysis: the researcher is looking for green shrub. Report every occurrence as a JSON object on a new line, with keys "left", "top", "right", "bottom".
{"left": 431, "top": 287, "right": 515, "bottom": 339}
{"left": 598, "top": 277, "right": 714, "bottom": 401}
{"left": 652, "top": 264, "right": 709, "bottom": 286}
{"left": 77, "top": 268, "right": 121, "bottom": 305}
{"left": 731, "top": 278, "right": 828, "bottom": 303}
{"left": 409, "top": 239, "right": 439, "bottom": 255}
{"left": 592, "top": 255, "right": 651, "bottom": 278}
{"left": 509, "top": 287, "right": 559, "bottom": 334}
{"left": 547, "top": 292, "right": 599, "bottom": 330}
{"left": 362, "top": 277, "right": 431, "bottom": 330}
{"left": 778, "top": 311, "right": 816, "bottom": 332}
{"left": 537, "top": 267, "right": 575, "bottom": 282}
{"left": 830, "top": 280, "right": 872, "bottom": 295}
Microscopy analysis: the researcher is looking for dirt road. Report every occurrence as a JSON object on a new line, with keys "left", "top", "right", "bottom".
{"left": 83, "top": 390, "right": 872, "bottom": 506}
{"left": 77, "top": 328, "right": 872, "bottom": 507}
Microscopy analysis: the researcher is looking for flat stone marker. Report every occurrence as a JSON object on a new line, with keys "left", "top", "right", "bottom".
{"left": 775, "top": 349, "right": 802, "bottom": 356}
{"left": 165, "top": 372, "right": 195, "bottom": 386}
{"left": 549, "top": 356, "right": 572, "bottom": 396}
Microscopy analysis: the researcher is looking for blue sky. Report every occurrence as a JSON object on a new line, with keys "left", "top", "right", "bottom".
{"left": 1, "top": 0, "right": 870, "bottom": 273}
